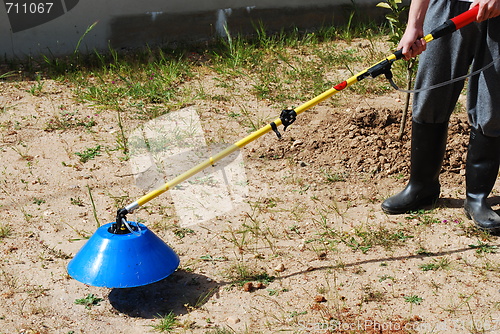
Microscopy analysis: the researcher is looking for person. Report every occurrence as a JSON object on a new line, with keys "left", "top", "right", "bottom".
{"left": 381, "top": 0, "right": 500, "bottom": 235}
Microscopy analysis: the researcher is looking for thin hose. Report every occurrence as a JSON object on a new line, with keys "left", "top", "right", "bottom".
{"left": 388, "top": 56, "right": 499, "bottom": 93}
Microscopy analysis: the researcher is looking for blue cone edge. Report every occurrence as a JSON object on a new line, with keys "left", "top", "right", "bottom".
{"left": 67, "top": 222, "right": 180, "bottom": 288}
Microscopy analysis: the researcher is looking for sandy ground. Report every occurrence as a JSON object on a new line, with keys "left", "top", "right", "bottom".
{"left": 0, "top": 72, "right": 499, "bottom": 334}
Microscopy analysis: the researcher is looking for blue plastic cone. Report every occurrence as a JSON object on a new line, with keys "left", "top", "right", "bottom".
{"left": 67, "top": 222, "right": 180, "bottom": 288}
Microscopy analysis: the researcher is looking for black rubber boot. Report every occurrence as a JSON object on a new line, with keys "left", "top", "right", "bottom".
{"left": 382, "top": 121, "right": 448, "bottom": 214}
{"left": 463, "top": 127, "right": 500, "bottom": 235}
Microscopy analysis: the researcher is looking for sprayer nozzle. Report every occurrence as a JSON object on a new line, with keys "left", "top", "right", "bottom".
{"left": 109, "top": 208, "right": 130, "bottom": 234}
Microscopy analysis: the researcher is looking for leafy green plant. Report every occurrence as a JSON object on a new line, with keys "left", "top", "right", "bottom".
{"left": 378, "top": 275, "right": 395, "bottom": 282}
{"left": 376, "top": 0, "right": 408, "bottom": 44}
{"left": 44, "top": 111, "right": 96, "bottom": 132}
{"left": 74, "top": 294, "right": 103, "bottom": 309}
{"left": 172, "top": 227, "right": 195, "bottom": 239}
{"left": 75, "top": 145, "right": 101, "bottom": 163}
{"left": 70, "top": 197, "right": 84, "bottom": 206}
{"left": 419, "top": 257, "right": 451, "bottom": 271}
{"left": 346, "top": 236, "right": 372, "bottom": 254}
{"left": 404, "top": 295, "right": 423, "bottom": 304}
{"left": 419, "top": 263, "right": 438, "bottom": 271}
{"left": 73, "top": 48, "right": 192, "bottom": 115}
{"left": 404, "top": 295, "right": 423, "bottom": 314}
{"left": 469, "top": 240, "right": 497, "bottom": 254}
{"left": 405, "top": 210, "right": 440, "bottom": 225}
{"left": 33, "top": 198, "right": 45, "bottom": 205}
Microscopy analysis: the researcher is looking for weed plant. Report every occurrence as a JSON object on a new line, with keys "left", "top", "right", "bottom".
{"left": 0, "top": 223, "right": 12, "bottom": 239}
{"left": 151, "top": 312, "right": 177, "bottom": 332}
{"left": 205, "top": 328, "right": 234, "bottom": 334}
{"left": 74, "top": 293, "right": 103, "bottom": 309}
{"left": 74, "top": 145, "right": 101, "bottom": 163}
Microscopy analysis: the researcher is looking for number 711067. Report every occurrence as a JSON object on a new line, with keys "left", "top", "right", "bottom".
{"left": 5, "top": 2, "right": 54, "bottom": 14}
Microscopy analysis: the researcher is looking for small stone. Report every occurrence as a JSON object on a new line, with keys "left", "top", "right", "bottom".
{"left": 299, "top": 161, "right": 307, "bottom": 167}
{"left": 274, "top": 264, "right": 285, "bottom": 272}
{"left": 227, "top": 316, "right": 241, "bottom": 325}
{"left": 291, "top": 140, "right": 303, "bottom": 149}
{"left": 254, "top": 282, "right": 264, "bottom": 289}
{"left": 315, "top": 295, "right": 327, "bottom": 303}
{"left": 318, "top": 252, "right": 327, "bottom": 259}
{"left": 243, "top": 282, "right": 253, "bottom": 292}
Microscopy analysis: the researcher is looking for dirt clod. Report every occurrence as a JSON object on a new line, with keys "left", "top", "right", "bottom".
{"left": 314, "top": 295, "right": 327, "bottom": 303}
{"left": 243, "top": 282, "right": 254, "bottom": 292}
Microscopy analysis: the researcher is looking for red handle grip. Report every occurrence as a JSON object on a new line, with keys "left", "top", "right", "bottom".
{"left": 451, "top": 5, "right": 479, "bottom": 29}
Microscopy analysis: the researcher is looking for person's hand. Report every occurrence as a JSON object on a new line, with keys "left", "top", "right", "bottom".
{"left": 471, "top": 0, "right": 500, "bottom": 21}
{"left": 398, "top": 27, "right": 427, "bottom": 60}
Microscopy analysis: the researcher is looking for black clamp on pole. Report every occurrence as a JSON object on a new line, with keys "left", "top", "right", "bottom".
{"left": 271, "top": 108, "right": 297, "bottom": 139}
{"left": 357, "top": 49, "right": 403, "bottom": 89}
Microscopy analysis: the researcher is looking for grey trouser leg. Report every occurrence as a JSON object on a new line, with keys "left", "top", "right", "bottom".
{"left": 413, "top": 0, "right": 500, "bottom": 136}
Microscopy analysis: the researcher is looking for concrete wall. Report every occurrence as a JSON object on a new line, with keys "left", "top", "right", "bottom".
{"left": 0, "top": 0, "right": 384, "bottom": 59}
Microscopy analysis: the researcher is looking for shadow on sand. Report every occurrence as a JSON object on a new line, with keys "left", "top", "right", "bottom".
{"left": 108, "top": 269, "right": 221, "bottom": 318}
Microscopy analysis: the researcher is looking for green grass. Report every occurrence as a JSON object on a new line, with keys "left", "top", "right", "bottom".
{"left": 323, "top": 169, "right": 348, "bottom": 183}
{"left": 419, "top": 257, "right": 451, "bottom": 271}
{"left": 225, "top": 263, "right": 276, "bottom": 286}
{"left": 73, "top": 54, "right": 191, "bottom": 110}
{"left": 45, "top": 111, "right": 96, "bottom": 132}
{"left": 4, "top": 19, "right": 391, "bottom": 123}
{"left": 469, "top": 240, "right": 498, "bottom": 254}
{"left": 26, "top": 75, "right": 44, "bottom": 96}
{"left": 343, "top": 225, "right": 414, "bottom": 253}
{"left": 151, "top": 312, "right": 177, "bottom": 332}
{"left": 0, "top": 223, "right": 12, "bottom": 239}
{"left": 405, "top": 210, "right": 441, "bottom": 225}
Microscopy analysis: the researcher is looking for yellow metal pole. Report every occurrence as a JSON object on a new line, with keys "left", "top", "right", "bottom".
{"left": 123, "top": 64, "right": 390, "bottom": 213}
{"left": 110, "top": 5, "right": 480, "bottom": 229}
{"left": 123, "top": 13, "right": 464, "bottom": 213}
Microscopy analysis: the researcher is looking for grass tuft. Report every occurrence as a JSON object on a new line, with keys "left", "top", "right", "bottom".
{"left": 151, "top": 312, "right": 178, "bottom": 332}
{"left": 0, "top": 224, "right": 12, "bottom": 239}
